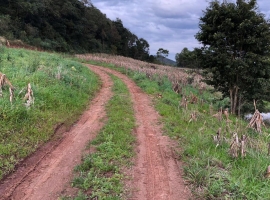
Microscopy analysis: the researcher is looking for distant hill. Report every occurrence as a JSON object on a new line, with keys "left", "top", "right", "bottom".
{"left": 156, "top": 56, "right": 177, "bottom": 66}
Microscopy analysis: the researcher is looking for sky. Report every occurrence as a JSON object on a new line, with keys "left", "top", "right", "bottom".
{"left": 90, "top": 0, "right": 270, "bottom": 61}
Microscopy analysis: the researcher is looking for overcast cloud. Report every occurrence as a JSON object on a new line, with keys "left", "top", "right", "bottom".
{"left": 91, "top": 0, "right": 270, "bottom": 61}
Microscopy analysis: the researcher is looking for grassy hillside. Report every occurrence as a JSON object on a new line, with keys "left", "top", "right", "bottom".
{"left": 0, "top": 47, "right": 100, "bottom": 179}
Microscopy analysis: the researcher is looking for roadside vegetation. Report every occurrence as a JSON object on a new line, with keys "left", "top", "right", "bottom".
{"left": 65, "top": 75, "right": 136, "bottom": 199}
{"left": 78, "top": 54, "right": 270, "bottom": 199}
{"left": 0, "top": 47, "right": 100, "bottom": 180}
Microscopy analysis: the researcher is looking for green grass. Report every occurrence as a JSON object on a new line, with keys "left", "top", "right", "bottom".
{"left": 0, "top": 47, "right": 100, "bottom": 179}
{"left": 79, "top": 59, "right": 270, "bottom": 199}
{"left": 66, "top": 75, "right": 136, "bottom": 200}
{"left": 127, "top": 72, "right": 270, "bottom": 199}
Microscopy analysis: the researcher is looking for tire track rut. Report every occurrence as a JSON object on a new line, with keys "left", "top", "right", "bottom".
{"left": 87, "top": 65, "right": 191, "bottom": 200}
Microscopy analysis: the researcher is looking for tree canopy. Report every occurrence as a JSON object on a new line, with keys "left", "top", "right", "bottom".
{"left": 175, "top": 47, "right": 200, "bottom": 68}
{"left": 156, "top": 48, "right": 169, "bottom": 64}
{"left": 196, "top": 0, "right": 270, "bottom": 114}
{"left": 0, "top": 0, "right": 153, "bottom": 62}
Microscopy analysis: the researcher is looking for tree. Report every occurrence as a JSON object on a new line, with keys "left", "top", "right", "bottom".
{"left": 157, "top": 48, "right": 169, "bottom": 64}
{"left": 195, "top": 0, "right": 270, "bottom": 114}
{"left": 175, "top": 47, "right": 200, "bottom": 68}
{"left": 80, "top": 0, "right": 93, "bottom": 7}
{"left": 0, "top": 0, "right": 152, "bottom": 62}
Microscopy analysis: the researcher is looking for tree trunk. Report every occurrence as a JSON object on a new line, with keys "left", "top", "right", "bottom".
{"left": 229, "top": 86, "right": 239, "bottom": 115}
{"left": 230, "top": 89, "right": 233, "bottom": 114}
{"left": 238, "top": 94, "right": 241, "bottom": 117}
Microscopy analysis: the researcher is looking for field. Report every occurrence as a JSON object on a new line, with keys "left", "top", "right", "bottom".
{"left": 1, "top": 47, "right": 270, "bottom": 199}
{"left": 0, "top": 47, "right": 100, "bottom": 179}
{"left": 79, "top": 54, "right": 270, "bottom": 199}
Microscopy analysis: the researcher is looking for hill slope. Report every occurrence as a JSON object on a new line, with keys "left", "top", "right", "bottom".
{"left": 156, "top": 56, "right": 177, "bottom": 66}
{"left": 0, "top": 0, "right": 151, "bottom": 61}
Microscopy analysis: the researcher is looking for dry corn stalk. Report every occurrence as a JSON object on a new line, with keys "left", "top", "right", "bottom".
{"left": 179, "top": 95, "right": 188, "bottom": 110}
{"left": 213, "top": 107, "right": 222, "bottom": 122}
{"left": 9, "top": 87, "right": 14, "bottom": 103}
{"left": 224, "top": 108, "right": 229, "bottom": 120}
{"left": 24, "top": 83, "right": 34, "bottom": 107}
{"left": 230, "top": 132, "right": 240, "bottom": 158}
{"left": 156, "top": 93, "right": 163, "bottom": 98}
{"left": 189, "top": 111, "right": 197, "bottom": 123}
{"left": 173, "top": 81, "right": 182, "bottom": 94}
{"left": 213, "top": 127, "right": 222, "bottom": 147}
{"left": 240, "top": 135, "right": 247, "bottom": 158}
{"left": 0, "top": 73, "right": 5, "bottom": 97}
{"left": 247, "top": 109, "right": 265, "bottom": 133}
{"left": 265, "top": 166, "right": 270, "bottom": 178}
{"left": 0, "top": 72, "right": 15, "bottom": 98}
{"left": 189, "top": 93, "right": 198, "bottom": 104}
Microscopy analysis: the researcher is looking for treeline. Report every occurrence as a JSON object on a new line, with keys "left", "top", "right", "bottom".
{"left": 175, "top": 47, "right": 200, "bottom": 68}
{"left": 0, "top": 0, "right": 154, "bottom": 62}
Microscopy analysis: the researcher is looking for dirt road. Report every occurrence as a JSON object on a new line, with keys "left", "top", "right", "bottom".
{"left": 91, "top": 66, "right": 191, "bottom": 200}
{"left": 0, "top": 65, "right": 191, "bottom": 200}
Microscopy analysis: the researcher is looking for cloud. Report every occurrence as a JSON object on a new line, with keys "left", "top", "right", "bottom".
{"left": 91, "top": 0, "right": 270, "bottom": 60}
{"left": 151, "top": 0, "right": 205, "bottom": 18}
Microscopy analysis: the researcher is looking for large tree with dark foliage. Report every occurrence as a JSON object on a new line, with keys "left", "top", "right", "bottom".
{"left": 196, "top": 0, "right": 270, "bottom": 114}
{"left": 0, "top": 0, "right": 153, "bottom": 62}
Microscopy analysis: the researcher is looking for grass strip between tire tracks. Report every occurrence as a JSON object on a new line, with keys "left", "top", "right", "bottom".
{"left": 65, "top": 74, "right": 136, "bottom": 199}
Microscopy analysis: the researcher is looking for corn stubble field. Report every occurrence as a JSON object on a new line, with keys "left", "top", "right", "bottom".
{"left": 1, "top": 46, "right": 270, "bottom": 199}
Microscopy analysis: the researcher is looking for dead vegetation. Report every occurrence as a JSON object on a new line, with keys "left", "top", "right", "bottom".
{"left": 23, "top": 83, "right": 34, "bottom": 107}
{"left": 76, "top": 53, "right": 207, "bottom": 92}
{"left": 0, "top": 73, "right": 15, "bottom": 103}
{"left": 0, "top": 72, "right": 34, "bottom": 106}
{"left": 177, "top": 90, "right": 266, "bottom": 159}
{"left": 247, "top": 109, "right": 265, "bottom": 133}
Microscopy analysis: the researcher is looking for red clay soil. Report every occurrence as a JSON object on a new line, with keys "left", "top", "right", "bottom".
{"left": 0, "top": 65, "right": 191, "bottom": 200}
{"left": 87, "top": 65, "right": 192, "bottom": 200}
{"left": 0, "top": 67, "right": 113, "bottom": 200}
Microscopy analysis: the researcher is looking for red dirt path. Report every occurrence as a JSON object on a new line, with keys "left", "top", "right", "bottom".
{"left": 90, "top": 65, "right": 192, "bottom": 200}
{"left": 0, "top": 65, "right": 191, "bottom": 200}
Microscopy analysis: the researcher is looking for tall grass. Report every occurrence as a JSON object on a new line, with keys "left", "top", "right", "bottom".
{"left": 66, "top": 75, "right": 136, "bottom": 199}
{"left": 0, "top": 47, "right": 100, "bottom": 179}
